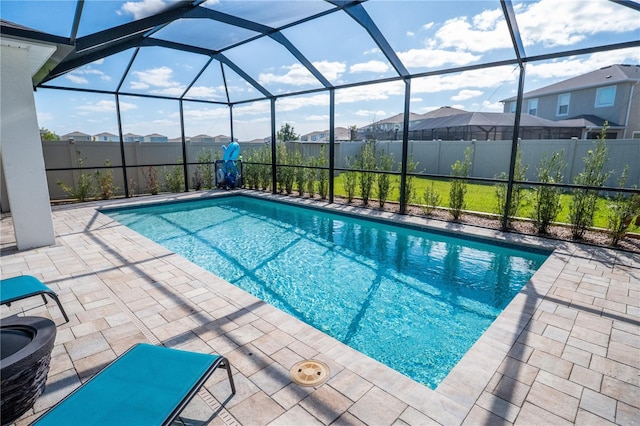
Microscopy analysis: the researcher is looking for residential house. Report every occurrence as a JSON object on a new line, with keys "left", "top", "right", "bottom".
{"left": 94, "top": 132, "right": 119, "bottom": 142}
{"left": 123, "top": 133, "right": 142, "bottom": 142}
{"left": 502, "top": 64, "right": 640, "bottom": 139}
{"left": 143, "top": 133, "right": 168, "bottom": 142}
{"left": 61, "top": 131, "right": 92, "bottom": 142}
{"left": 300, "top": 127, "right": 352, "bottom": 142}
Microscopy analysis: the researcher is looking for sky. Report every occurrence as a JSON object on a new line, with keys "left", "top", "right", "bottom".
{"left": 2, "top": 0, "right": 639, "bottom": 141}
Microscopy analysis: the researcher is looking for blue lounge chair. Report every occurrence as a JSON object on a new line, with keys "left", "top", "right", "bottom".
{"left": 32, "top": 343, "right": 236, "bottom": 425}
{"left": 0, "top": 275, "right": 69, "bottom": 323}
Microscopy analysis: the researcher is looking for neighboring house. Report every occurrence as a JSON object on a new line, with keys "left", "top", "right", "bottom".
{"left": 502, "top": 64, "right": 640, "bottom": 139}
{"left": 143, "top": 133, "right": 168, "bottom": 142}
{"left": 123, "top": 133, "right": 142, "bottom": 142}
{"left": 93, "top": 132, "right": 119, "bottom": 142}
{"left": 300, "top": 127, "right": 352, "bottom": 142}
{"left": 61, "top": 131, "right": 92, "bottom": 142}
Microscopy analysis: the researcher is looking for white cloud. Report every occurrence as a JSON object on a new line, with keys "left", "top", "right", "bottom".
{"left": 130, "top": 66, "right": 187, "bottom": 95}
{"left": 451, "top": 89, "right": 483, "bottom": 101}
{"left": 182, "top": 107, "right": 228, "bottom": 121}
{"left": 410, "top": 97, "right": 423, "bottom": 103}
{"left": 259, "top": 63, "right": 318, "bottom": 86}
{"left": 77, "top": 100, "right": 137, "bottom": 113}
{"left": 276, "top": 94, "right": 329, "bottom": 112}
{"left": 412, "top": 66, "right": 517, "bottom": 94}
{"left": 350, "top": 60, "right": 390, "bottom": 74}
{"left": 406, "top": 31, "right": 415, "bottom": 37}
{"left": 306, "top": 115, "right": 329, "bottom": 121}
{"left": 119, "top": 0, "right": 169, "bottom": 20}
{"left": 422, "top": 22, "right": 434, "bottom": 31}
{"left": 480, "top": 100, "right": 503, "bottom": 112}
{"left": 516, "top": 0, "right": 640, "bottom": 47}
{"left": 435, "top": 16, "right": 511, "bottom": 53}
{"left": 186, "top": 86, "right": 223, "bottom": 100}
{"left": 355, "top": 110, "right": 387, "bottom": 118}
{"left": 397, "top": 48, "right": 480, "bottom": 68}
{"left": 336, "top": 81, "right": 405, "bottom": 104}
{"left": 66, "top": 74, "right": 88, "bottom": 84}
{"left": 313, "top": 61, "right": 346, "bottom": 81}
{"left": 525, "top": 48, "right": 640, "bottom": 81}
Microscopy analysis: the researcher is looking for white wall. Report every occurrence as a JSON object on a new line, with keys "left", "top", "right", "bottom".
{"left": 0, "top": 44, "right": 55, "bottom": 249}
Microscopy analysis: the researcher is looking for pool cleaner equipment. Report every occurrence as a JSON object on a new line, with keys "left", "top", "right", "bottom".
{"left": 215, "top": 141, "right": 242, "bottom": 190}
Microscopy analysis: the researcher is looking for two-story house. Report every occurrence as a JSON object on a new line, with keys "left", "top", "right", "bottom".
{"left": 502, "top": 64, "right": 640, "bottom": 139}
{"left": 93, "top": 132, "right": 119, "bottom": 142}
{"left": 61, "top": 131, "right": 92, "bottom": 142}
{"left": 143, "top": 133, "right": 169, "bottom": 143}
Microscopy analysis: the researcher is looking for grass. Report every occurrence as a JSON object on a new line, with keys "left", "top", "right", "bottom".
{"left": 333, "top": 173, "right": 639, "bottom": 232}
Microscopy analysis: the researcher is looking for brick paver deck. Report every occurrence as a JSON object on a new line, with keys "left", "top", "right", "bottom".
{"left": 2, "top": 191, "right": 638, "bottom": 425}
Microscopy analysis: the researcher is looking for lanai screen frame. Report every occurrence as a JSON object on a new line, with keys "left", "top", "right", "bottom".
{"left": 4, "top": 0, "right": 639, "bottom": 229}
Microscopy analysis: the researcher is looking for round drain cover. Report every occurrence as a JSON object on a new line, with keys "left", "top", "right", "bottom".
{"left": 290, "top": 360, "right": 330, "bottom": 387}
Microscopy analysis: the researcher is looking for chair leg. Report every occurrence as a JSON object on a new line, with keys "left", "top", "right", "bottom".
{"left": 223, "top": 359, "right": 236, "bottom": 395}
{"left": 45, "top": 293, "right": 70, "bottom": 323}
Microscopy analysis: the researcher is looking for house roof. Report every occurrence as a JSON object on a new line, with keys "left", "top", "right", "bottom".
{"left": 503, "top": 64, "right": 640, "bottom": 102}
{"left": 94, "top": 132, "right": 117, "bottom": 137}
{"left": 62, "top": 131, "right": 90, "bottom": 137}
{"left": 410, "top": 111, "right": 581, "bottom": 131}
{"left": 556, "top": 115, "right": 622, "bottom": 129}
{"left": 421, "top": 106, "right": 468, "bottom": 118}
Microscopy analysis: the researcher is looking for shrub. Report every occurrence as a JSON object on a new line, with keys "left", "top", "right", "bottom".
{"left": 165, "top": 159, "right": 185, "bottom": 193}
{"left": 293, "top": 151, "right": 306, "bottom": 196}
{"left": 376, "top": 150, "right": 394, "bottom": 208}
{"left": 342, "top": 156, "right": 357, "bottom": 203}
{"left": 422, "top": 182, "right": 441, "bottom": 215}
{"left": 569, "top": 124, "right": 613, "bottom": 239}
{"left": 531, "top": 151, "right": 565, "bottom": 234}
{"left": 494, "top": 148, "right": 528, "bottom": 226}
{"left": 401, "top": 154, "right": 419, "bottom": 211}
{"left": 357, "top": 140, "right": 377, "bottom": 206}
{"left": 449, "top": 147, "right": 473, "bottom": 220}
{"left": 607, "top": 166, "right": 640, "bottom": 246}
{"left": 143, "top": 166, "right": 160, "bottom": 195}
{"left": 57, "top": 150, "right": 94, "bottom": 201}
{"left": 95, "top": 159, "right": 117, "bottom": 200}
{"left": 317, "top": 146, "right": 329, "bottom": 200}
{"left": 196, "top": 149, "right": 215, "bottom": 189}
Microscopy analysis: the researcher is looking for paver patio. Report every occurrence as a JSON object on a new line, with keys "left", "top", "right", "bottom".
{"left": 1, "top": 190, "right": 638, "bottom": 425}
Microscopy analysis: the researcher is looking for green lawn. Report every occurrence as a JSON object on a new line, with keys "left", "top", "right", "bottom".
{"left": 333, "top": 174, "right": 638, "bottom": 232}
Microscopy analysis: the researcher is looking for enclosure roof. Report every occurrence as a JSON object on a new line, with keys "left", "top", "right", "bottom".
{"left": 1, "top": 0, "right": 639, "bottom": 107}
{"left": 410, "top": 111, "right": 582, "bottom": 130}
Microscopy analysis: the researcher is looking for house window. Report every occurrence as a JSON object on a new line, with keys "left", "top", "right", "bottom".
{"left": 595, "top": 86, "right": 616, "bottom": 107}
{"left": 557, "top": 93, "right": 570, "bottom": 116}
{"left": 528, "top": 99, "right": 538, "bottom": 116}
{"left": 632, "top": 131, "right": 640, "bottom": 139}
{"left": 509, "top": 102, "right": 516, "bottom": 113}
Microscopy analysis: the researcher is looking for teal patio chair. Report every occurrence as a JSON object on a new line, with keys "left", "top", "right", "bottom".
{"left": 32, "top": 343, "right": 236, "bottom": 425}
{"left": 0, "top": 275, "right": 69, "bottom": 323}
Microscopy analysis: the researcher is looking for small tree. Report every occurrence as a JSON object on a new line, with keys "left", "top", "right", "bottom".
{"left": 165, "top": 159, "right": 185, "bottom": 193}
{"left": 342, "top": 157, "right": 358, "bottom": 203}
{"left": 530, "top": 151, "right": 565, "bottom": 234}
{"left": 357, "top": 140, "right": 377, "bottom": 206}
{"left": 277, "top": 123, "right": 299, "bottom": 142}
{"left": 293, "top": 150, "right": 306, "bottom": 196}
{"left": 400, "top": 154, "right": 419, "bottom": 211}
{"left": 144, "top": 166, "right": 160, "bottom": 195}
{"left": 569, "top": 123, "right": 613, "bottom": 239}
{"left": 196, "top": 149, "right": 215, "bottom": 189}
{"left": 57, "top": 150, "right": 94, "bottom": 201}
{"left": 40, "top": 127, "right": 59, "bottom": 141}
{"left": 95, "top": 159, "right": 118, "bottom": 200}
{"left": 607, "top": 166, "right": 640, "bottom": 246}
{"left": 317, "top": 145, "right": 329, "bottom": 199}
{"left": 422, "top": 182, "right": 441, "bottom": 215}
{"left": 495, "top": 148, "right": 528, "bottom": 226}
{"left": 376, "top": 150, "right": 394, "bottom": 208}
{"left": 449, "top": 147, "right": 473, "bottom": 220}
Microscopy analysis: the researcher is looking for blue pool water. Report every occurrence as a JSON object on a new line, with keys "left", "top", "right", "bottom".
{"left": 105, "top": 196, "right": 549, "bottom": 388}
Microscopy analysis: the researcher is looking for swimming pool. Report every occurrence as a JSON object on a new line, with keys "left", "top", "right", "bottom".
{"left": 105, "top": 195, "right": 549, "bottom": 388}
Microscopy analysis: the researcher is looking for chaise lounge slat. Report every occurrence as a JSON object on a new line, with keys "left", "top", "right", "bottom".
{"left": 0, "top": 275, "right": 69, "bottom": 323}
{"left": 31, "top": 343, "right": 235, "bottom": 426}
